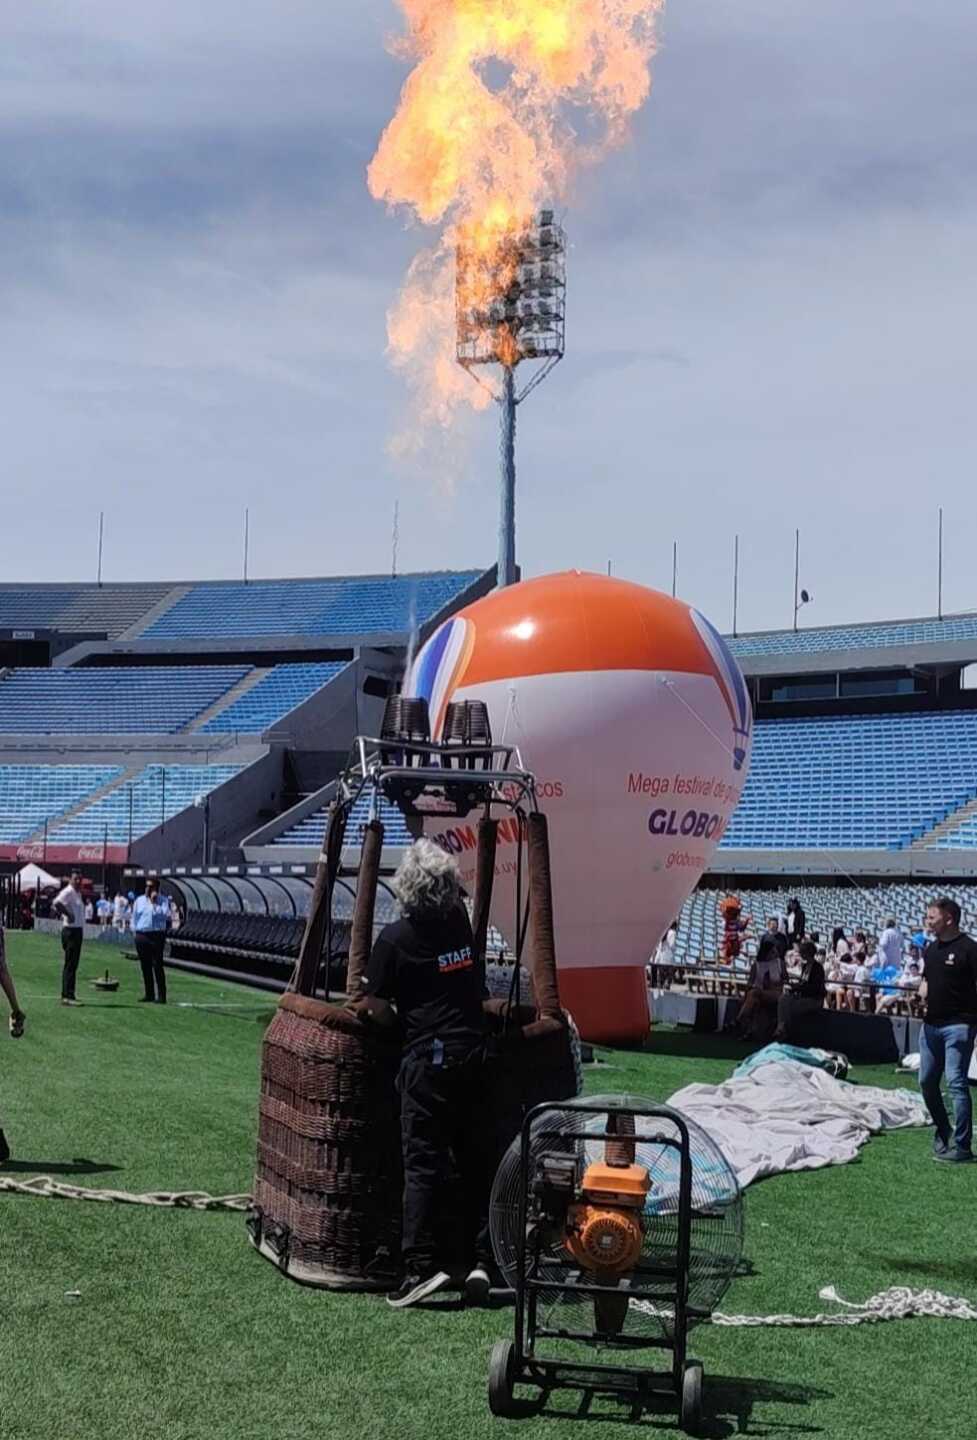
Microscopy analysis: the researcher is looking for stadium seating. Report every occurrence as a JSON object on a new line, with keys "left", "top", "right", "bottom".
{"left": 142, "top": 571, "right": 484, "bottom": 640}
{"left": 925, "top": 814, "right": 977, "bottom": 850}
{"left": 273, "top": 789, "right": 414, "bottom": 848}
{"left": 200, "top": 662, "right": 346, "bottom": 733}
{"left": 175, "top": 910, "right": 306, "bottom": 960}
{"left": 0, "top": 764, "right": 124, "bottom": 843}
{"left": 0, "top": 584, "right": 175, "bottom": 639}
{"left": 728, "top": 612, "right": 977, "bottom": 659}
{"left": 47, "top": 764, "right": 241, "bottom": 844}
{"left": 672, "top": 882, "right": 977, "bottom": 967}
{"left": 0, "top": 666, "right": 250, "bottom": 735}
{"left": 722, "top": 710, "right": 977, "bottom": 849}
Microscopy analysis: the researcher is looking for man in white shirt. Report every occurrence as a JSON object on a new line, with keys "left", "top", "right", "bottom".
{"left": 52, "top": 872, "right": 86, "bottom": 1006}
{"left": 877, "top": 919, "right": 904, "bottom": 972}
{"left": 131, "top": 881, "right": 170, "bottom": 1003}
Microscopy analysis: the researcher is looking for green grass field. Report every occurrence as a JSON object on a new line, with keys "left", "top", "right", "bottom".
{"left": 2, "top": 931, "right": 975, "bottom": 1440}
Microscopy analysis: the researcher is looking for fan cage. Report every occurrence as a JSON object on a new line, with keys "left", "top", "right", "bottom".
{"left": 490, "top": 1094, "right": 743, "bottom": 1343}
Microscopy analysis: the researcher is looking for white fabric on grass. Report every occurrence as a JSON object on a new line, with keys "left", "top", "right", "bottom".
{"left": 667, "top": 1058, "right": 929, "bottom": 1189}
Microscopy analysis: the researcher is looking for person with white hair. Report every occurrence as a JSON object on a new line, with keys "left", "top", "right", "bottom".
{"left": 359, "top": 839, "right": 494, "bottom": 1309}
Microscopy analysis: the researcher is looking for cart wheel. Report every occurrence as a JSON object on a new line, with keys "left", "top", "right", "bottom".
{"left": 680, "top": 1362, "right": 703, "bottom": 1434}
{"left": 488, "top": 1339, "right": 517, "bottom": 1417}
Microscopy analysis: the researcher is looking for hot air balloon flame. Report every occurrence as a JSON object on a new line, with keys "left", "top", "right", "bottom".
{"left": 368, "top": 0, "right": 664, "bottom": 440}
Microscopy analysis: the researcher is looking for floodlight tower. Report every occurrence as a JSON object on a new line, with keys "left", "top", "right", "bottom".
{"left": 456, "top": 211, "right": 567, "bottom": 587}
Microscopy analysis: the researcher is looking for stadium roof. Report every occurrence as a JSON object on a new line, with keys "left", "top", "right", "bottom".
{"left": 727, "top": 610, "right": 977, "bottom": 677}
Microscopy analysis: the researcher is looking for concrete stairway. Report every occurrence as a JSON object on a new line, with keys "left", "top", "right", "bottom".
{"left": 913, "top": 794, "right": 977, "bottom": 849}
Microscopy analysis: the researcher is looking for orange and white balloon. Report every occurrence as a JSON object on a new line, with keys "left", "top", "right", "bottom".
{"left": 404, "top": 572, "right": 752, "bottom": 1044}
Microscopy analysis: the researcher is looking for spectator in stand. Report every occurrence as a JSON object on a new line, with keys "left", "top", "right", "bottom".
{"left": 131, "top": 881, "right": 170, "bottom": 1004}
{"left": 825, "top": 953, "right": 846, "bottom": 1010}
{"left": 0, "top": 920, "right": 27, "bottom": 1163}
{"left": 849, "top": 951, "right": 873, "bottom": 1012}
{"left": 775, "top": 940, "right": 826, "bottom": 1041}
{"left": 735, "top": 920, "right": 787, "bottom": 1040}
{"left": 919, "top": 897, "right": 977, "bottom": 1164}
{"left": 877, "top": 961, "right": 921, "bottom": 1015}
{"left": 785, "top": 898, "right": 806, "bottom": 944}
{"left": 113, "top": 891, "right": 130, "bottom": 932}
{"left": 851, "top": 930, "right": 868, "bottom": 962}
{"left": 831, "top": 927, "right": 850, "bottom": 959}
{"left": 52, "top": 873, "right": 86, "bottom": 1007}
{"left": 878, "top": 918, "right": 904, "bottom": 971}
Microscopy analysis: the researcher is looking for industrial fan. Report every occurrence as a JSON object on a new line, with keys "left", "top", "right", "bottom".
{"left": 487, "top": 1095, "right": 744, "bottom": 1432}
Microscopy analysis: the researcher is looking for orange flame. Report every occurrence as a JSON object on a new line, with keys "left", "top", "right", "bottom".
{"left": 369, "top": 0, "right": 663, "bottom": 437}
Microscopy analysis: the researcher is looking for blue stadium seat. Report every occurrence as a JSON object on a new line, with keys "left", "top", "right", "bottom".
{"left": 720, "top": 710, "right": 977, "bottom": 850}
{"left": 200, "top": 663, "right": 346, "bottom": 734}
{"left": 47, "top": 765, "right": 242, "bottom": 844}
{"left": 273, "top": 791, "right": 413, "bottom": 849}
{"left": 0, "top": 584, "right": 176, "bottom": 638}
{"left": 142, "top": 572, "right": 484, "bottom": 640}
{"left": 0, "top": 764, "right": 124, "bottom": 843}
{"left": 0, "top": 666, "right": 251, "bottom": 735}
{"left": 728, "top": 613, "right": 977, "bottom": 659}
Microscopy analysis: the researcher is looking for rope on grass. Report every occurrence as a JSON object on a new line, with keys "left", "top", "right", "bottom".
{"left": 633, "top": 1286, "right": 977, "bottom": 1328}
{"left": 0, "top": 1175, "right": 251, "bottom": 1211}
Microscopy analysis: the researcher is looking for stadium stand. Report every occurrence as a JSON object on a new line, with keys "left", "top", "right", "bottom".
{"left": 47, "top": 764, "right": 241, "bottom": 844}
{"left": 928, "top": 814, "right": 977, "bottom": 850}
{"left": 272, "top": 789, "right": 414, "bottom": 849}
{"left": 727, "top": 612, "right": 977, "bottom": 659}
{"left": 142, "top": 571, "right": 483, "bottom": 640}
{"left": 0, "top": 666, "right": 251, "bottom": 735}
{"left": 0, "top": 584, "right": 175, "bottom": 639}
{"left": 0, "top": 764, "right": 124, "bottom": 843}
{"left": 200, "top": 662, "right": 347, "bottom": 733}
{"left": 673, "top": 883, "right": 977, "bottom": 967}
{"left": 721, "top": 711, "right": 977, "bottom": 850}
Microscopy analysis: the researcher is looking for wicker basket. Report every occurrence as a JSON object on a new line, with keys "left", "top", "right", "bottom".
{"left": 249, "top": 993, "right": 402, "bottom": 1290}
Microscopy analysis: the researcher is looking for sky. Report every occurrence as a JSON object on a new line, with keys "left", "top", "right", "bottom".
{"left": 3, "top": 1, "right": 976, "bottom": 635}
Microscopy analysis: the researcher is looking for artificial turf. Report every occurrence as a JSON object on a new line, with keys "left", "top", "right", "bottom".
{"left": 2, "top": 930, "right": 975, "bottom": 1440}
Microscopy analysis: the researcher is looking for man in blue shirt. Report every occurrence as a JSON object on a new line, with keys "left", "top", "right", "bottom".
{"left": 131, "top": 881, "right": 170, "bottom": 1004}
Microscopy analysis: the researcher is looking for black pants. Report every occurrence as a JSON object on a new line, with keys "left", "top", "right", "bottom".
{"left": 398, "top": 1045, "right": 499, "bottom": 1274}
{"left": 135, "top": 932, "right": 167, "bottom": 1002}
{"left": 60, "top": 928, "right": 83, "bottom": 1000}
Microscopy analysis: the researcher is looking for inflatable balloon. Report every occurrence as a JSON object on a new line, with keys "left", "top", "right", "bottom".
{"left": 404, "top": 572, "right": 752, "bottom": 1044}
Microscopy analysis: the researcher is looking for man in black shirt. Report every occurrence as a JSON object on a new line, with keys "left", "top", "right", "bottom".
{"left": 361, "top": 840, "right": 495, "bottom": 1308}
{"left": 919, "top": 897, "right": 977, "bottom": 1163}
{"left": 774, "top": 940, "right": 826, "bottom": 1042}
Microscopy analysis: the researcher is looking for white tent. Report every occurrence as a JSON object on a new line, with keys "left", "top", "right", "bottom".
{"left": 17, "top": 862, "right": 60, "bottom": 891}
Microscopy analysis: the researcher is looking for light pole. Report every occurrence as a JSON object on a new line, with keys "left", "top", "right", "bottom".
{"left": 456, "top": 211, "right": 567, "bottom": 588}
{"left": 792, "top": 528, "right": 812, "bottom": 631}
{"left": 194, "top": 794, "right": 210, "bottom": 867}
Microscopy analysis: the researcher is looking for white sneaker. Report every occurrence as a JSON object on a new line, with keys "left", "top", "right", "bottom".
{"left": 386, "top": 1271, "right": 451, "bottom": 1309}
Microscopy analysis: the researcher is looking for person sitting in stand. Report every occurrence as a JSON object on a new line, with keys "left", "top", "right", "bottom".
{"left": 356, "top": 839, "right": 497, "bottom": 1310}
{"left": 734, "top": 919, "right": 787, "bottom": 1041}
{"left": 774, "top": 940, "right": 826, "bottom": 1041}
{"left": 877, "top": 961, "right": 921, "bottom": 1014}
{"left": 825, "top": 953, "right": 846, "bottom": 1011}
{"left": 849, "top": 952, "right": 873, "bottom": 1012}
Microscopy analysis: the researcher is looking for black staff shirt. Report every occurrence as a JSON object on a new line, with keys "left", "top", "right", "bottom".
{"left": 922, "top": 932, "right": 977, "bottom": 1026}
{"left": 362, "top": 903, "right": 487, "bottom": 1052}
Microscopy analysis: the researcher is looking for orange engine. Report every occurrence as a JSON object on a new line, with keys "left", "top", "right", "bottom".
{"left": 564, "top": 1161, "right": 650, "bottom": 1276}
